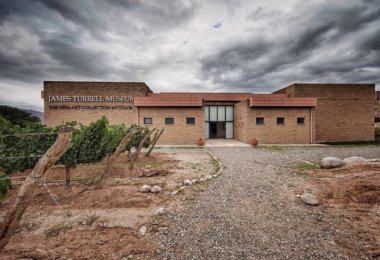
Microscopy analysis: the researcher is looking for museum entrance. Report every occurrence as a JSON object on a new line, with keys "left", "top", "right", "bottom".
{"left": 204, "top": 105, "right": 234, "bottom": 139}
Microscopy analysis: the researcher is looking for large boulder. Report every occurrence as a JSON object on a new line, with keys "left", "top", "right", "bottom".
{"left": 321, "top": 157, "right": 344, "bottom": 169}
{"left": 343, "top": 156, "right": 367, "bottom": 164}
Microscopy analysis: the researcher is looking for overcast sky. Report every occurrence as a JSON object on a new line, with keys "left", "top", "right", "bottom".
{"left": 0, "top": 0, "right": 379, "bottom": 111}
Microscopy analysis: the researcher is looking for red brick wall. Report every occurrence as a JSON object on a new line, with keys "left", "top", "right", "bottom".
{"left": 234, "top": 100, "right": 248, "bottom": 143}
{"left": 277, "top": 84, "right": 375, "bottom": 142}
{"left": 247, "top": 107, "right": 313, "bottom": 144}
{"left": 43, "top": 82, "right": 151, "bottom": 126}
{"left": 138, "top": 107, "right": 204, "bottom": 145}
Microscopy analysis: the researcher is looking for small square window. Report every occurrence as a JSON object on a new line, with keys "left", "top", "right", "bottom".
{"left": 277, "top": 117, "right": 285, "bottom": 125}
{"left": 256, "top": 117, "right": 264, "bottom": 125}
{"left": 144, "top": 117, "right": 152, "bottom": 125}
{"left": 165, "top": 117, "right": 174, "bottom": 125}
{"left": 297, "top": 117, "right": 305, "bottom": 124}
{"left": 186, "top": 117, "right": 195, "bottom": 125}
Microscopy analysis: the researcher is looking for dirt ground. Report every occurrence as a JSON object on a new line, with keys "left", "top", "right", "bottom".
{"left": 0, "top": 148, "right": 214, "bottom": 259}
{"left": 305, "top": 163, "right": 380, "bottom": 258}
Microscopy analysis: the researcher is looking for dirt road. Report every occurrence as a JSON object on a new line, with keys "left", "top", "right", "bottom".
{"left": 156, "top": 146, "right": 380, "bottom": 259}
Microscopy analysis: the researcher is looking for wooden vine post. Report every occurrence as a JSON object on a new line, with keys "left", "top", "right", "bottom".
{"left": 65, "top": 166, "right": 71, "bottom": 188}
{"left": 145, "top": 129, "right": 165, "bottom": 156}
{"left": 96, "top": 127, "right": 141, "bottom": 188}
{"left": 0, "top": 128, "right": 73, "bottom": 251}
{"left": 130, "top": 128, "right": 156, "bottom": 162}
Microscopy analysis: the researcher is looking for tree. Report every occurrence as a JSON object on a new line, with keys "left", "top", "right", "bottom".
{"left": 0, "top": 106, "right": 40, "bottom": 127}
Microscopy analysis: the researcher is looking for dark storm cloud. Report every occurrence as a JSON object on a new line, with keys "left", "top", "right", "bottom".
{"left": 0, "top": 0, "right": 380, "bottom": 110}
{"left": 201, "top": 1, "right": 380, "bottom": 91}
{"left": 39, "top": 34, "right": 112, "bottom": 78}
{"left": 0, "top": 0, "right": 198, "bottom": 84}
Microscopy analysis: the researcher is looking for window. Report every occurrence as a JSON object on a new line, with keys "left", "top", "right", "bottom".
{"left": 256, "top": 117, "right": 264, "bottom": 125}
{"left": 143, "top": 117, "right": 152, "bottom": 125}
{"left": 297, "top": 117, "right": 305, "bottom": 125}
{"left": 187, "top": 117, "right": 195, "bottom": 125}
{"left": 277, "top": 117, "right": 285, "bottom": 125}
{"left": 165, "top": 117, "right": 174, "bottom": 125}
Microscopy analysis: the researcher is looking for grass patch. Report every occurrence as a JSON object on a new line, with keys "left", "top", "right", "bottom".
{"left": 211, "top": 158, "right": 221, "bottom": 173}
{"left": 295, "top": 161, "right": 321, "bottom": 171}
{"left": 115, "top": 161, "right": 164, "bottom": 169}
{"left": 45, "top": 223, "right": 72, "bottom": 237}
{"left": 81, "top": 214, "right": 98, "bottom": 226}
{"left": 257, "top": 146, "right": 285, "bottom": 152}
{"left": 321, "top": 140, "right": 380, "bottom": 146}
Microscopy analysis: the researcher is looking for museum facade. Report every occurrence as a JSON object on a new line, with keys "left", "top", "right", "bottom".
{"left": 42, "top": 81, "right": 375, "bottom": 144}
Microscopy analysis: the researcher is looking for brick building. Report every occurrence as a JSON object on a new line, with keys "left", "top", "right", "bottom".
{"left": 42, "top": 82, "right": 375, "bottom": 144}
{"left": 375, "top": 91, "right": 380, "bottom": 118}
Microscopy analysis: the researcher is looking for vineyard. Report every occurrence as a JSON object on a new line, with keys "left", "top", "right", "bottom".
{"left": 0, "top": 116, "right": 202, "bottom": 258}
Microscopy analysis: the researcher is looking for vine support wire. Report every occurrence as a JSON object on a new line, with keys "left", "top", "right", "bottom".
{"left": 0, "top": 132, "right": 59, "bottom": 138}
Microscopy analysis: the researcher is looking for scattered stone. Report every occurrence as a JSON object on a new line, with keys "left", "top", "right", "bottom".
{"left": 158, "top": 227, "right": 168, "bottom": 232}
{"left": 139, "top": 185, "right": 152, "bottom": 193}
{"left": 321, "top": 157, "right": 344, "bottom": 169}
{"left": 343, "top": 156, "right": 367, "bottom": 164}
{"left": 171, "top": 190, "right": 179, "bottom": 196}
{"left": 183, "top": 179, "right": 192, "bottom": 186}
{"left": 179, "top": 186, "right": 186, "bottom": 191}
{"left": 199, "top": 177, "right": 206, "bottom": 182}
{"left": 30, "top": 248, "right": 48, "bottom": 259}
{"left": 212, "top": 174, "right": 218, "bottom": 178}
{"left": 205, "top": 175, "right": 212, "bottom": 180}
{"left": 191, "top": 179, "right": 198, "bottom": 184}
{"left": 138, "top": 225, "right": 147, "bottom": 236}
{"left": 151, "top": 185, "right": 162, "bottom": 193}
{"left": 296, "top": 194, "right": 301, "bottom": 198}
{"left": 300, "top": 193, "right": 319, "bottom": 206}
{"left": 155, "top": 207, "right": 165, "bottom": 216}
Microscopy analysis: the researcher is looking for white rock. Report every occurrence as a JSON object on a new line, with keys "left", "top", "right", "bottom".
{"left": 343, "top": 156, "right": 367, "bottom": 164}
{"left": 138, "top": 225, "right": 147, "bottom": 236}
{"left": 171, "top": 190, "right": 179, "bottom": 196}
{"left": 140, "top": 185, "right": 152, "bottom": 193}
{"left": 199, "top": 177, "right": 206, "bottom": 182}
{"left": 205, "top": 175, "right": 212, "bottom": 180}
{"left": 191, "top": 179, "right": 198, "bottom": 184}
{"left": 367, "top": 158, "right": 380, "bottom": 162}
{"left": 212, "top": 174, "right": 218, "bottom": 178}
{"left": 155, "top": 207, "right": 165, "bottom": 215}
{"left": 183, "top": 179, "right": 192, "bottom": 186}
{"left": 321, "top": 157, "right": 344, "bottom": 169}
{"left": 179, "top": 186, "right": 186, "bottom": 191}
{"left": 150, "top": 185, "right": 162, "bottom": 193}
{"left": 300, "top": 193, "right": 319, "bottom": 206}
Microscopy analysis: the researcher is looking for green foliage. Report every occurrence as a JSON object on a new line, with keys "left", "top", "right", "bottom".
{"left": 125, "top": 125, "right": 150, "bottom": 153}
{"left": 0, "top": 116, "right": 150, "bottom": 176}
{"left": 0, "top": 170, "right": 10, "bottom": 200}
{"left": 102, "top": 123, "right": 128, "bottom": 155}
{"left": 0, "top": 123, "right": 56, "bottom": 175}
{"left": 0, "top": 105, "right": 40, "bottom": 127}
{"left": 58, "top": 117, "right": 109, "bottom": 167}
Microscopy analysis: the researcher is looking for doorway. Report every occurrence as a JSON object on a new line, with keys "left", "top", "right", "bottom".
{"left": 204, "top": 105, "right": 234, "bottom": 139}
{"left": 209, "top": 122, "right": 226, "bottom": 139}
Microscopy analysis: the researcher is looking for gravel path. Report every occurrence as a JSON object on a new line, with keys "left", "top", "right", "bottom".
{"left": 155, "top": 146, "right": 380, "bottom": 260}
